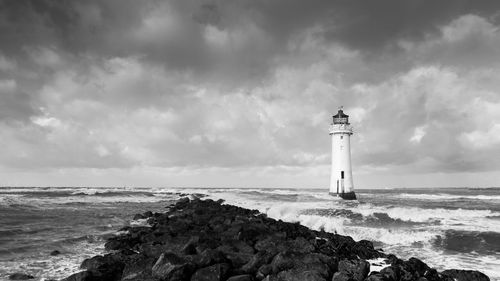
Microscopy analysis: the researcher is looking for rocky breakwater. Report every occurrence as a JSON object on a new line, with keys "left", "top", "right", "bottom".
{"left": 62, "top": 198, "right": 490, "bottom": 281}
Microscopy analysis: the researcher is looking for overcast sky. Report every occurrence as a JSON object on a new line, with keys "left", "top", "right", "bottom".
{"left": 1, "top": 0, "right": 500, "bottom": 188}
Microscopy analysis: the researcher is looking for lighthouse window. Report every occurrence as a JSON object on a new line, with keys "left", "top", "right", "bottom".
{"left": 340, "top": 136, "right": 343, "bottom": 139}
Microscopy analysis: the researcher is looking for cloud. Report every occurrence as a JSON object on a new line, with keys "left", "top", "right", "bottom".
{"left": 1, "top": 1, "right": 500, "bottom": 187}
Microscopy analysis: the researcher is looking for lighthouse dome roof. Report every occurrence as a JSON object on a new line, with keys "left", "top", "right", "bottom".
{"left": 333, "top": 109, "right": 349, "bottom": 118}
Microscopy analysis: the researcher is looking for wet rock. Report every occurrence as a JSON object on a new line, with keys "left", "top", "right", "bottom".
{"left": 256, "top": 264, "right": 272, "bottom": 280}
{"left": 190, "top": 263, "right": 231, "bottom": 281}
{"left": 50, "top": 250, "right": 61, "bottom": 256}
{"left": 380, "top": 266, "right": 400, "bottom": 281}
{"left": 152, "top": 252, "right": 193, "bottom": 281}
{"left": 60, "top": 271, "right": 93, "bottom": 281}
{"left": 8, "top": 273, "right": 34, "bottom": 280}
{"left": 241, "top": 251, "right": 276, "bottom": 273}
{"left": 365, "top": 273, "right": 391, "bottom": 281}
{"left": 352, "top": 240, "right": 384, "bottom": 259}
{"left": 120, "top": 254, "right": 155, "bottom": 281}
{"left": 190, "top": 249, "right": 228, "bottom": 268}
{"left": 331, "top": 271, "right": 352, "bottom": 281}
{"left": 406, "top": 257, "right": 430, "bottom": 277}
{"left": 181, "top": 236, "right": 200, "bottom": 255}
{"left": 227, "top": 274, "right": 253, "bottom": 281}
{"left": 278, "top": 268, "right": 327, "bottom": 281}
{"left": 441, "top": 269, "right": 490, "bottom": 281}
{"left": 270, "top": 251, "right": 334, "bottom": 279}
{"left": 337, "top": 259, "right": 370, "bottom": 281}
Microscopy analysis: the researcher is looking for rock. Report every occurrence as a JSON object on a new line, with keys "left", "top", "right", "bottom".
{"left": 227, "top": 274, "right": 253, "bottom": 281}
{"left": 60, "top": 271, "right": 94, "bottom": 281}
{"left": 80, "top": 255, "right": 106, "bottom": 270}
{"left": 190, "top": 263, "right": 231, "bottom": 281}
{"left": 79, "top": 253, "right": 124, "bottom": 280}
{"left": 365, "top": 273, "right": 391, "bottom": 281}
{"left": 152, "top": 252, "right": 193, "bottom": 281}
{"left": 352, "top": 240, "right": 383, "bottom": 259}
{"left": 405, "top": 257, "right": 430, "bottom": 277}
{"left": 256, "top": 264, "right": 272, "bottom": 280}
{"left": 270, "top": 251, "right": 300, "bottom": 273}
{"left": 133, "top": 213, "right": 146, "bottom": 220}
{"left": 181, "top": 236, "right": 200, "bottom": 255}
{"left": 191, "top": 249, "right": 228, "bottom": 268}
{"left": 120, "top": 255, "right": 156, "bottom": 281}
{"left": 380, "top": 266, "right": 400, "bottom": 281}
{"left": 8, "top": 273, "right": 34, "bottom": 280}
{"left": 254, "top": 235, "right": 287, "bottom": 253}
{"left": 337, "top": 259, "right": 370, "bottom": 281}
{"left": 241, "top": 251, "right": 276, "bottom": 273}
{"left": 331, "top": 272, "right": 352, "bottom": 281}
{"left": 270, "top": 251, "right": 333, "bottom": 279}
{"left": 441, "top": 269, "right": 490, "bottom": 281}
{"left": 50, "top": 250, "right": 61, "bottom": 256}
{"left": 289, "top": 237, "right": 315, "bottom": 253}
{"left": 277, "top": 268, "right": 326, "bottom": 281}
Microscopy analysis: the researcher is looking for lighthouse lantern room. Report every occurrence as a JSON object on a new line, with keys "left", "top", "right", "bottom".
{"left": 329, "top": 106, "right": 356, "bottom": 200}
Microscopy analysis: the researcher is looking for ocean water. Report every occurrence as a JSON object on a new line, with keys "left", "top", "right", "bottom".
{"left": 1, "top": 187, "right": 499, "bottom": 281}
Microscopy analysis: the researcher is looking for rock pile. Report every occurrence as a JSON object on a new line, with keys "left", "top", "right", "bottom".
{"left": 62, "top": 198, "right": 490, "bottom": 281}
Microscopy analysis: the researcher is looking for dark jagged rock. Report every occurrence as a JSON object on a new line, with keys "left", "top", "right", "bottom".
{"left": 336, "top": 259, "right": 370, "bottom": 281}
{"left": 50, "top": 250, "right": 61, "bottom": 256}
{"left": 227, "top": 274, "right": 253, "bottom": 281}
{"left": 61, "top": 198, "right": 490, "bottom": 281}
{"left": 380, "top": 266, "right": 400, "bottom": 281}
{"left": 151, "top": 252, "right": 194, "bottom": 281}
{"left": 190, "top": 263, "right": 231, "bottom": 281}
{"left": 8, "top": 273, "right": 34, "bottom": 280}
{"left": 61, "top": 271, "right": 94, "bottom": 281}
{"left": 441, "top": 269, "right": 490, "bottom": 281}
{"left": 365, "top": 272, "right": 391, "bottom": 281}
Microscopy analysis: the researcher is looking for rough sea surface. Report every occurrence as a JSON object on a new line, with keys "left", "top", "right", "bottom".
{"left": 0, "top": 187, "right": 499, "bottom": 280}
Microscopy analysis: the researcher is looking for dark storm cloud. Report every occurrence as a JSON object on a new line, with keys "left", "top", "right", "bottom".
{"left": 3, "top": 0, "right": 500, "bottom": 71}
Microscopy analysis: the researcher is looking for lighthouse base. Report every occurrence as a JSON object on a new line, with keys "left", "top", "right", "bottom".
{"left": 329, "top": 191, "right": 357, "bottom": 200}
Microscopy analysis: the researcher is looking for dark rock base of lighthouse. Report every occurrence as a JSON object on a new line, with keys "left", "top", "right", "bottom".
{"left": 329, "top": 191, "right": 357, "bottom": 200}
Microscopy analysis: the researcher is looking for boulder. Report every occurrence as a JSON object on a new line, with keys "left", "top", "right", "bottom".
{"left": 241, "top": 251, "right": 276, "bottom": 273}
{"left": 276, "top": 268, "right": 326, "bottom": 281}
{"left": 380, "top": 266, "right": 400, "bottom": 281}
{"left": 79, "top": 253, "right": 125, "bottom": 280}
{"left": 270, "top": 251, "right": 333, "bottom": 279}
{"left": 405, "top": 257, "right": 430, "bottom": 277}
{"left": 365, "top": 273, "right": 391, "bottom": 281}
{"left": 8, "top": 273, "right": 34, "bottom": 280}
{"left": 441, "top": 269, "right": 490, "bottom": 281}
{"left": 50, "top": 250, "right": 61, "bottom": 256}
{"left": 120, "top": 255, "right": 155, "bottom": 281}
{"left": 191, "top": 249, "right": 228, "bottom": 268}
{"left": 152, "top": 252, "right": 193, "bottom": 281}
{"left": 226, "top": 274, "right": 253, "bottom": 281}
{"left": 337, "top": 259, "right": 370, "bottom": 281}
{"left": 190, "top": 263, "right": 231, "bottom": 281}
{"left": 60, "top": 271, "right": 94, "bottom": 281}
{"left": 331, "top": 272, "right": 353, "bottom": 281}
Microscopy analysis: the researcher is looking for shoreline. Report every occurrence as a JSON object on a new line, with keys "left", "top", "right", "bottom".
{"left": 11, "top": 197, "right": 491, "bottom": 281}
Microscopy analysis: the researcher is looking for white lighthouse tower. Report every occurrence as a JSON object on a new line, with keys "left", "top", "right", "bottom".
{"left": 329, "top": 106, "right": 356, "bottom": 200}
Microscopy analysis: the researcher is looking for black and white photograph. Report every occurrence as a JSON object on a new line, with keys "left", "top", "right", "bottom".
{"left": 1, "top": 1, "right": 499, "bottom": 280}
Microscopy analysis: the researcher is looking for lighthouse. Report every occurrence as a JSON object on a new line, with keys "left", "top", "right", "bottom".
{"left": 329, "top": 106, "right": 356, "bottom": 200}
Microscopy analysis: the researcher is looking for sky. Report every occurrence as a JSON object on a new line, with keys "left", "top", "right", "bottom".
{"left": 1, "top": 0, "right": 500, "bottom": 189}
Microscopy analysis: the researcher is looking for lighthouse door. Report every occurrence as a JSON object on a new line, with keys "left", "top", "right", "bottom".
{"left": 340, "top": 171, "right": 345, "bottom": 193}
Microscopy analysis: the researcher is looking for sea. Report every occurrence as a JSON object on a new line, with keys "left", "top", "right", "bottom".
{"left": 1, "top": 187, "right": 499, "bottom": 281}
